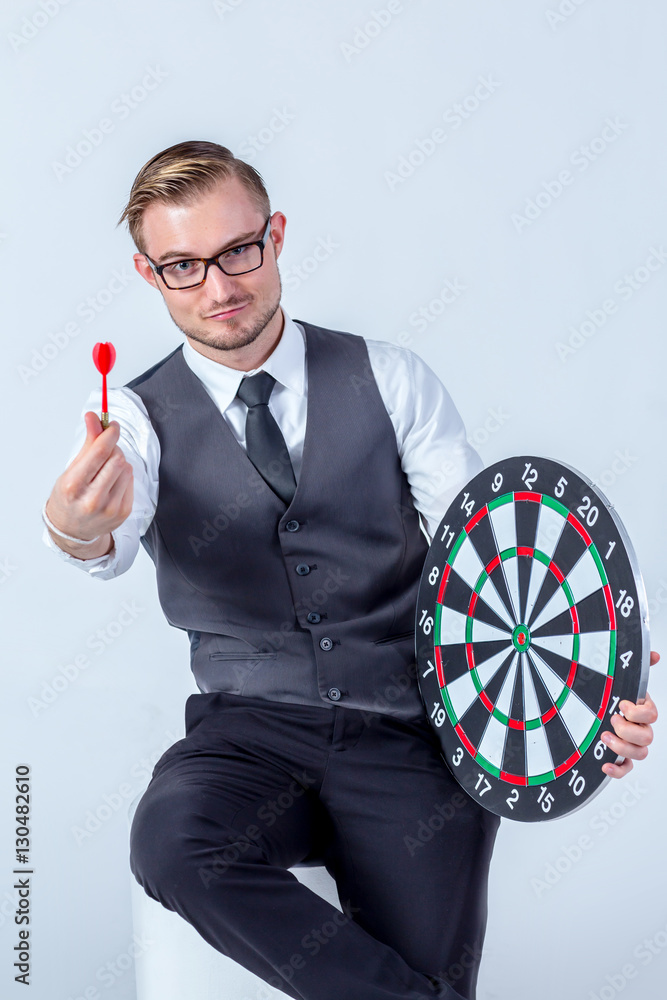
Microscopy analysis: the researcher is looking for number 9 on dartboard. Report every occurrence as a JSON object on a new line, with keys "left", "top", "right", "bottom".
{"left": 415, "top": 456, "right": 650, "bottom": 822}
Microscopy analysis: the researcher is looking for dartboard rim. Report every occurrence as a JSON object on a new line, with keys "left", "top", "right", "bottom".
{"left": 416, "top": 454, "right": 651, "bottom": 822}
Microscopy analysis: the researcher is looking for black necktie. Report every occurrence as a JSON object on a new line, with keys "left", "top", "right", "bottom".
{"left": 235, "top": 371, "right": 297, "bottom": 506}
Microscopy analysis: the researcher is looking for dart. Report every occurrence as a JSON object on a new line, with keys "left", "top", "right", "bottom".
{"left": 92, "top": 342, "right": 116, "bottom": 429}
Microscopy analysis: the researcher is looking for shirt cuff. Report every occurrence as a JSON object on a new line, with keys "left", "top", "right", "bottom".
{"left": 41, "top": 524, "right": 122, "bottom": 576}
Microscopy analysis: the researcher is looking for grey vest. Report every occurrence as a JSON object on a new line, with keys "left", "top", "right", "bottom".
{"left": 126, "top": 319, "right": 430, "bottom": 720}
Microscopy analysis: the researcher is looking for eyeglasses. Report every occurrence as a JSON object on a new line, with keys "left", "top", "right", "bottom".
{"left": 145, "top": 216, "right": 272, "bottom": 290}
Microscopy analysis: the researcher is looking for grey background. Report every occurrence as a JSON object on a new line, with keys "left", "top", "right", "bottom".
{"left": 1, "top": 1, "right": 666, "bottom": 998}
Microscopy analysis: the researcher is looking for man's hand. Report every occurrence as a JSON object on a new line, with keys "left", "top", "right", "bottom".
{"left": 599, "top": 650, "right": 659, "bottom": 778}
{"left": 45, "top": 411, "right": 134, "bottom": 560}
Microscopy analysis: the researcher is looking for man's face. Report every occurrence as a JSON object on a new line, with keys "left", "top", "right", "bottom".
{"left": 133, "top": 175, "right": 286, "bottom": 363}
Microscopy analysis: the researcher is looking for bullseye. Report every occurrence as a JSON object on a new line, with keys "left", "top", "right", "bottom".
{"left": 512, "top": 624, "right": 531, "bottom": 652}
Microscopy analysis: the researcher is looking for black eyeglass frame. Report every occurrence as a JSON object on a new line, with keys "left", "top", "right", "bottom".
{"left": 144, "top": 216, "right": 273, "bottom": 289}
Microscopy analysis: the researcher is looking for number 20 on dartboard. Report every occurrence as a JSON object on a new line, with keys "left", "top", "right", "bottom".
{"left": 415, "top": 456, "right": 650, "bottom": 821}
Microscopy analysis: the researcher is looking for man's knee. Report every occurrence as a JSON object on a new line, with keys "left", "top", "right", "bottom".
{"left": 129, "top": 787, "right": 195, "bottom": 892}
{"left": 129, "top": 785, "right": 262, "bottom": 898}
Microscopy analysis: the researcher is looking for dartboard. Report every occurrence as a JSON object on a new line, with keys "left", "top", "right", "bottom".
{"left": 416, "top": 456, "right": 650, "bottom": 822}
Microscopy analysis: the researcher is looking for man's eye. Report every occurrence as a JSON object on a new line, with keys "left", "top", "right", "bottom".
{"left": 164, "top": 260, "right": 196, "bottom": 274}
{"left": 223, "top": 245, "right": 250, "bottom": 259}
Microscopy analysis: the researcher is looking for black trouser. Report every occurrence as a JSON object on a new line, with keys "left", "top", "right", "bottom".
{"left": 129, "top": 692, "right": 500, "bottom": 1000}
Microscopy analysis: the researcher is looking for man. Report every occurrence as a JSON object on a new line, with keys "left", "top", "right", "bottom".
{"left": 42, "top": 141, "right": 658, "bottom": 1000}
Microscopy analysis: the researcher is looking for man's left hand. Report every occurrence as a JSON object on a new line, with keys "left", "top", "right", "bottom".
{"left": 599, "top": 650, "right": 659, "bottom": 778}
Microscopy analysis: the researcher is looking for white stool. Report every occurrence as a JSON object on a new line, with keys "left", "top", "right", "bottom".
{"left": 128, "top": 792, "right": 342, "bottom": 1000}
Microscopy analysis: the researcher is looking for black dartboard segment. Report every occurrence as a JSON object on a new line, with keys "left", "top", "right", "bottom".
{"left": 416, "top": 456, "right": 650, "bottom": 822}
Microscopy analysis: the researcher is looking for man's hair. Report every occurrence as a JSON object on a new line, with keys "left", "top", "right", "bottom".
{"left": 117, "top": 140, "right": 271, "bottom": 254}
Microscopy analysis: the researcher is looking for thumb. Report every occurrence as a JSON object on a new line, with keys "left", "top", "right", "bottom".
{"left": 83, "top": 410, "right": 105, "bottom": 445}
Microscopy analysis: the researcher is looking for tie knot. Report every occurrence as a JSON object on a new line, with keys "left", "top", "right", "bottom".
{"left": 235, "top": 370, "right": 276, "bottom": 408}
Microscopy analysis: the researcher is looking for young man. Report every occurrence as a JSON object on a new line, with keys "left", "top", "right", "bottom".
{"left": 42, "top": 141, "right": 658, "bottom": 1000}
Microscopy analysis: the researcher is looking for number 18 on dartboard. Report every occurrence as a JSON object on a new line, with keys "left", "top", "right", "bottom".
{"left": 415, "top": 456, "right": 650, "bottom": 822}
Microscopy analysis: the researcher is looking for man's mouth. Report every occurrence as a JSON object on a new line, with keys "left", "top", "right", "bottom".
{"left": 205, "top": 302, "right": 249, "bottom": 320}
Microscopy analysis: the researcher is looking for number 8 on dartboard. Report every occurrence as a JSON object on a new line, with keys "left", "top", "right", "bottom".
{"left": 415, "top": 456, "right": 650, "bottom": 822}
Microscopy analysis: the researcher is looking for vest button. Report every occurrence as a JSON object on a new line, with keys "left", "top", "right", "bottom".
{"left": 307, "top": 612, "right": 321, "bottom": 624}
{"left": 286, "top": 520, "right": 300, "bottom": 531}
{"left": 319, "top": 637, "right": 333, "bottom": 651}
{"left": 327, "top": 687, "right": 342, "bottom": 702}
{"left": 295, "top": 563, "right": 310, "bottom": 575}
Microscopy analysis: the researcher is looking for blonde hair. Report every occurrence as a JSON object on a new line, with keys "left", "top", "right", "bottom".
{"left": 117, "top": 140, "right": 271, "bottom": 253}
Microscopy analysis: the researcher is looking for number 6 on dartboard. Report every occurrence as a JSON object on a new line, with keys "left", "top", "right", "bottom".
{"left": 415, "top": 456, "right": 650, "bottom": 822}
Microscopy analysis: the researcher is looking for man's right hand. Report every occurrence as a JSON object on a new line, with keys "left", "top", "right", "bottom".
{"left": 44, "top": 411, "right": 134, "bottom": 560}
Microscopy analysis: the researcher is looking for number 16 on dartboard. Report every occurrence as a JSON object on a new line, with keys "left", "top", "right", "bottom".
{"left": 415, "top": 456, "right": 650, "bottom": 822}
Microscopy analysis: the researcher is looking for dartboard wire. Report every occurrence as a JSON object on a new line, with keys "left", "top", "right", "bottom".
{"left": 438, "top": 525, "right": 515, "bottom": 630}
{"left": 464, "top": 585, "right": 531, "bottom": 726}
{"left": 437, "top": 642, "right": 516, "bottom": 763}
{"left": 526, "top": 647, "right": 611, "bottom": 778}
{"left": 435, "top": 484, "right": 615, "bottom": 784}
{"left": 471, "top": 681, "right": 512, "bottom": 777}
{"left": 523, "top": 494, "right": 577, "bottom": 629}
{"left": 529, "top": 543, "right": 604, "bottom": 634}
{"left": 458, "top": 565, "right": 614, "bottom": 776}
{"left": 519, "top": 494, "right": 563, "bottom": 624}
{"left": 524, "top": 494, "right": 613, "bottom": 635}
{"left": 529, "top": 535, "right": 613, "bottom": 639}
{"left": 522, "top": 653, "right": 558, "bottom": 781}
{"left": 422, "top": 457, "right": 650, "bottom": 814}
{"left": 465, "top": 636, "right": 518, "bottom": 715}
{"left": 437, "top": 561, "right": 515, "bottom": 634}
{"left": 504, "top": 492, "right": 548, "bottom": 627}
{"left": 484, "top": 496, "right": 521, "bottom": 624}
{"left": 538, "top": 453, "right": 650, "bottom": 704}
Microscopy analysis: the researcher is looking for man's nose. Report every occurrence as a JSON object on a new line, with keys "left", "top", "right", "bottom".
{"left": 203, "top": 261, "right": 242, "bottom": 300}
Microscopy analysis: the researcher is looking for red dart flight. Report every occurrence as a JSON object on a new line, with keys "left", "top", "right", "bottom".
{"left": 92, "top": 342, "right": 117, "bottom": 429}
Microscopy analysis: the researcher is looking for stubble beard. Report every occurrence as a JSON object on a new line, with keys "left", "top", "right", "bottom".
{"left": 167, "top": 278, "right": 283, "bottom": 355}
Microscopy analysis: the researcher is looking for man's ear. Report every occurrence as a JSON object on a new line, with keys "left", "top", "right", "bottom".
{"left": 134, "top": 253, "right": 160, "bottom": 289}
{"left": 269, "top": 212, "right": 287, "bottom": 261}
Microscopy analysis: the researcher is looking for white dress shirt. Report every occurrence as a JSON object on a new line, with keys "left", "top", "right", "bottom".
{"left": 42, "top": 309, "right": 482, "bottom": 578}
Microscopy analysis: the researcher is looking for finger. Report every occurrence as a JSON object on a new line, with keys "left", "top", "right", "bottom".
{"left": 83, "top": 410, "right": 104, "bottom": 443}
{"left": 602, "top": 757, "right": 634, "bottom": 779}
{"left": 608, "top": 712, "right": 653, "bottom": 747}
{"left": 599, "top": 727, "right": 650, "bottom": 761}
{"left": 85, "top": 446, "right": 132, "bottom": 502}
{"left": 650, "top": 650, "right": 660, "bottom": 666}
{"left": 619, "top": 691, "right": 658, "bottom": 724}
{"left": 72, "top": 421, "right": 122, "bottom": 486}
{"left": 102, "top": 461, "right": 134, "bottom": 520}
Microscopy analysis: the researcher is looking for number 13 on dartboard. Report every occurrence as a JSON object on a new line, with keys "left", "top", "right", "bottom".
{"left": 415, "top": 456, "right": 650, "bottom": 821}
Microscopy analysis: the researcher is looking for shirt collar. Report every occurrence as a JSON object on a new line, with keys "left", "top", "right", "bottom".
{"left": 181, "top": 307, "right": 305, "bottom": 413}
